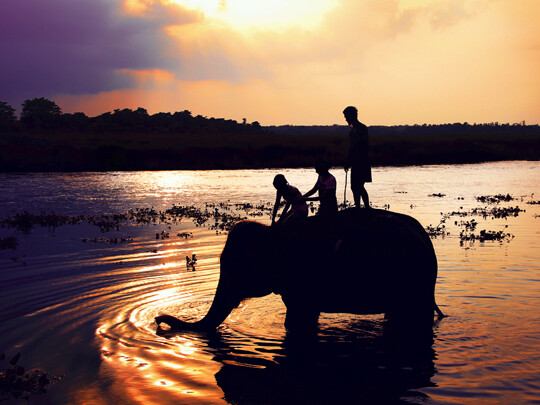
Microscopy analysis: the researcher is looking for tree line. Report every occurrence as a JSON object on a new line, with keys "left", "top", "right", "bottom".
{"left": 0, "top": 97, "right": 539, "bottom": 172}
{"left": 0, "top": 98, "right": 262, "bottom": 134}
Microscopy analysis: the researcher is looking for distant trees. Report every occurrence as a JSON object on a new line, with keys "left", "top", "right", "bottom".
{"left": 0, "top": 101, "right": 16, "bottom": 130}
{"left": 21, "top": 97, "right": 62, "bottom": 129}
{"left": 0, "top": 97, "right": 264, "bottom": 137}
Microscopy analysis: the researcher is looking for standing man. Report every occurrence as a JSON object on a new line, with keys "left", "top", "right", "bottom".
{"left": 343, "top": 106, "right": 371, "bottom": 208}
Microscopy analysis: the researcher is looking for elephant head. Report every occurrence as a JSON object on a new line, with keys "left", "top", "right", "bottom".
{"left": 156, "top": 221, "right": 280, "bottom": 332}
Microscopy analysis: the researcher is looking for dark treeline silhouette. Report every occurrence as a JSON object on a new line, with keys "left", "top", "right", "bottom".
{"left": 1, "top": 98, "right": 539, "bottom": 172}
{"left": 1, "top": 98, "right": 261, "bottom": 134}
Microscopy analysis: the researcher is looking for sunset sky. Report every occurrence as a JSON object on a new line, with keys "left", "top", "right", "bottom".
{"left": 1, "top": 0, "right": 539, "bottom": 125}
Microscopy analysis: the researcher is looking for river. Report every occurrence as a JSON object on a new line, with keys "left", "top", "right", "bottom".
{"left": 0, "top": 161, "right": 539, "bottom": 404}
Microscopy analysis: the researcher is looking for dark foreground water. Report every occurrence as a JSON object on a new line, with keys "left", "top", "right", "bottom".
{"left": 1, "top": 161, "right": 539, "bottom": 404}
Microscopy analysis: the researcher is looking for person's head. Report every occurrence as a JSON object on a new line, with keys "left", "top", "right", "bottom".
{"left": 314, "top": 158, "right": 330, "bottom": 175}
{"left": 273, "top": 174, "right": 288, "bottom": 190}
{"left": 343, "top": 106, "right": 358, "bottom": 125}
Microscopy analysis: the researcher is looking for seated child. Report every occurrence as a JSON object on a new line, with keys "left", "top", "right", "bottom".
{"left": 303, "top": 159, "right": 338, "bottom": 216}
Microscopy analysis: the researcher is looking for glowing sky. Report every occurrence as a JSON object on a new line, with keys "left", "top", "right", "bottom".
{"left": 1, "top": 0, "right": 538, "bottom": 125}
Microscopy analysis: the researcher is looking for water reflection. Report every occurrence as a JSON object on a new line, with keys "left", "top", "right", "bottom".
{"left": 167, "top": 319, "right": 438, "bottom": 405}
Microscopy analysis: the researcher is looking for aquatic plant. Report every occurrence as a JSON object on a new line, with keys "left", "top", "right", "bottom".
{"left": 459, "top": 229, "right": 514, "bottom": 245}
{"left": 476, "top": 194, "right": 514, "bottom": 204}
{"left": 0, "top": 352, "right": 61, "bottom": 401}
{"left": 81, "top": 236, "right": 133, "bottom": 244}
{"left": 186, "top": 254, "right": 197, "bottom": 271}
{"left": 425, "top": 223, "right": 449, "bottom": 238}
{"left": 156, "top": 231, "right": 170, "bottom": 240}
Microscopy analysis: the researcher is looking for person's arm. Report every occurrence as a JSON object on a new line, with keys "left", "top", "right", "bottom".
{"left": 271, "top": 192, "right": 282, "bottom": 225}
{"left": 303, "top": 184, "right": 319, "bottom": 201}
{"left": 278, "top": 202, "right": 291, "bottom": 223}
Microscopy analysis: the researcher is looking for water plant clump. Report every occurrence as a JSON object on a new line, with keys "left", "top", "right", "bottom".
{"left": 82, "top": 237, "right": 133, "bottom": 244}
{"left": 0, "top": 202, "right": 268, "bottom": 236}
{"left": 425, "top": 223, "right": 449, "bottom": 238}
{"left": 476, "top": 194, "right": 514, "bottom": 204}
{"left": 0, "top": 211, "right": 87, "bottom": 231}
{"left": 459, "top": 229, "right": 514, "bottom": 245}
{"left": 455, "top": 219, "right": 478, "bottom": 231}
{"left": 0, "top": 352, "right": 61, "bottom": 401}
{"left": 447, "top": 206, "right": 524, "bottom": 220}
{"left": 186, "top": 254, "right": 197, "bottom": 271}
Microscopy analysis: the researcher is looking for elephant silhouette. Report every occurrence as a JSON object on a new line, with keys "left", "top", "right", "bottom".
{"left": 156, "top": 208, "right": 444, "bottom": 333}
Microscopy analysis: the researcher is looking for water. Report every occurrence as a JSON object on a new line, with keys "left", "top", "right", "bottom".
{"left": 1, "top": 161, "right": 539, "bottom": 404}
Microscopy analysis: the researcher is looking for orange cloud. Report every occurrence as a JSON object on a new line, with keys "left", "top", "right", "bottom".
{"left": 55, "top": 0, "right": 540, "bottom": 125}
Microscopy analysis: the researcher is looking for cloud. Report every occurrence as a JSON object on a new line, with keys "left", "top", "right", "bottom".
{"left": 4, "top": 0, "right": 537, "bottom": 125}
{"left": 0, "top": 0, "right": 199, "bottom": 106}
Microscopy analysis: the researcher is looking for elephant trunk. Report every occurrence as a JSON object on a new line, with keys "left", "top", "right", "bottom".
{"left": 156, "top": 280, "right": 240, "bottom": 332}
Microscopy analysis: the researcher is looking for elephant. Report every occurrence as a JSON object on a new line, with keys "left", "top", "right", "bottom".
{"left": 156, "top": 208, "right": 445, "bottom": 333}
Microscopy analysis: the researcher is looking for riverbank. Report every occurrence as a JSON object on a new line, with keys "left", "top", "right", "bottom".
{"left": 1, "top": 124, "right": 538, "bottom": 171}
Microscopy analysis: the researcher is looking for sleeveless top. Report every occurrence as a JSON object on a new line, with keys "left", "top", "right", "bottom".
{"left": 316, "top": 174, "right": 338, "bottom": 214}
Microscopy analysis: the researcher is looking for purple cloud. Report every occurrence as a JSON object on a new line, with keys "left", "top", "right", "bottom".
{"left": 0, "top": 0, "right": 198, "bottom": 107}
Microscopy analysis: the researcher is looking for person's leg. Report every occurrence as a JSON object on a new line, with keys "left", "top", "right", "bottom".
{"left": 359, "top": 183, "right": 370, "bottom": 208}
{"left": 352, "top": 187, "right": 361, "bottom": 208}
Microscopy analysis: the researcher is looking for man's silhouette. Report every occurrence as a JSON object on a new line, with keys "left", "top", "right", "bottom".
{"left": 343, "top": 106, "right": 371, "bottom": 208}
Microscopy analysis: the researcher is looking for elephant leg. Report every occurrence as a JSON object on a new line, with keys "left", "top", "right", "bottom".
{"left": 387, "top": 303, "right": 435, "bottom": 329}
{"left": 283, "top": 299, "right": 320, "bottom": 333}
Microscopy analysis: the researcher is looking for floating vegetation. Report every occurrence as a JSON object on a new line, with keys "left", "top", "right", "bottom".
{"left": 455, "top": 219, "right": 478, "bottom": 231}
{"left": 446, "top": 206, "right": 524, "bottom": 220}
{"left": 425, "top": 223, "right": 449, "bottom": 238}
{"left": 0, "top": 211, "right": 86, "bottom": 232}
{"left": 338, "top": 201, "right": 354, "bottom": 210}
{"left": 423, "top": 192, "right": 535, "bottom": 246}
{"left": 81, "top": 237, "right": 133, "bottom": 244}
{"left": 233, "top": 202, "right": 273, "bottom": 217}
{"left": 186, "top": 254, "right": 197, "bottom": 271}
{"left": 476, "top": 194, "right": 514, "bottom": 204}
{"left": 460, "top": 229, "right": 514, "bottom": 245}
{"left": 0, "top": 352, "right": 61, "bottom": 401}
{"left": 0, "top": 236, "right": 18, "bottom": 250}
{"left": 2, "top": 194, "right": 536, "bottom": 250}
{"left": 156, "top": 231, "right": 170, "bottom": 240}
{"left": 0, "top": 202, "right": 259, "bottom": 235}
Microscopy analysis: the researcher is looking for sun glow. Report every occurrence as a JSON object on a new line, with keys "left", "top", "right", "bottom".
{"left": 168, "top": 0, "right": 336, "bottom": 29}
